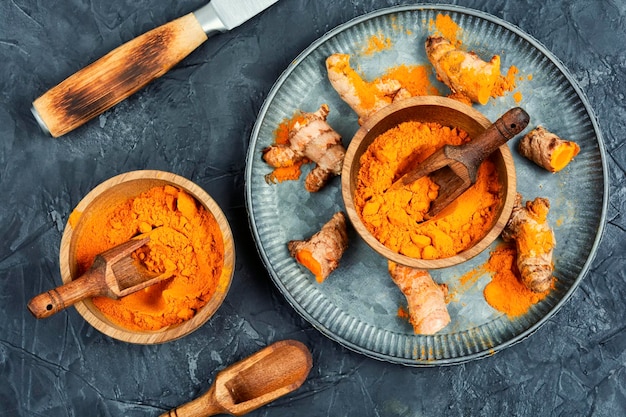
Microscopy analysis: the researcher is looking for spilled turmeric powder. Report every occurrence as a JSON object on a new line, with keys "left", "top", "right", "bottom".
{"left": 362, "top": 32, "right": 393, "bottom": 55}
{"left": 426, "top": 14, "right": 520, "bottom": 105}
{"left": 483, "top": 243, "right": 550, "bottom": 317}
{"left": 326, "top": 53, "right": 438, "bottom": 123}
{"left": 381, "top": 64, "right": 440, "bottom": 97}
{"left": 264, "top": 112, "right": 310, "bottom": 184}
{"left": 263, "top": 104, "right": 344, "bottom": 191}
{"left": 355, "top": 121, "right": 502, "bottom": 259}
{"left": 75, "top": 185, "right": 224, "bottom": 331}
{"left": 430, "top": 13, "right": 462, "bottom": 47}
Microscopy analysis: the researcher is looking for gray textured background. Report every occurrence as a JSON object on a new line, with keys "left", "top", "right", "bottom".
{"left": 1, "top": 0, "right": 624, "bottom": 416}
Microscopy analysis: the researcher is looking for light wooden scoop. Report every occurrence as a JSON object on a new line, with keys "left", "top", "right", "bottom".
{"left": 27, "top": 236, "right": 171, "bottom": 318}
{"left": 393, "top": 107, "right": 529, "bottom": 219}
{"left": 160, "top": 340, "right": 313, "bottom": 417}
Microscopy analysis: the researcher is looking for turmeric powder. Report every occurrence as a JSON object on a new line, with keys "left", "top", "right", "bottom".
{"left": 263, "top": 112, "right": 310, "bottom": 184}
{"left": 381, "top": 64, "right": 440, "bottom": 97}
{"left": 483, "top": 243, "right": 549, "bottom": 317}
{"left": 362, "top": 32, "right": 393, "bottom": 55}
{"left": 429, "top": 13, "right": 462, "bottom": 47}
{"left": 326, "top": 54, "right": 437, "bottom": 124}
{"left": 75, "top": 185, "right": 224, "bottom": 331}
{"left": 263, "top": 104, "right": 345, "bottom": 191}
{"left": 425, "top": 14, "right": 519, "bottom": 105}
{"left": 426, "top": 35, "right": 502, "bottom": 106}
{"left": 355, "top": 120, "right": 502, "bottom": 259}
{"left": 326, "top": 53, "right": 407, "bottom": 124}
{"left": 501, "top": 193, "right": 555, "bottom": 292}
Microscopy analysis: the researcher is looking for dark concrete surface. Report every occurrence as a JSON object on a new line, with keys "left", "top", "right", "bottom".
{"left": 1, "top": 0, "right": 624, "bottom": 416}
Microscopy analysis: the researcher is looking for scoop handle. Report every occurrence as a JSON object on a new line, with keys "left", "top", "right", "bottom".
{"left": 31, "top": 13, "right": 208, "bottom": 137}
{"left": 27, "top": 270, "right": 106, "bottom": 318}
{"left": 159, "top": 385, "right": 224, "bottom": 417}
{"left": 450, "top": 107, "right": 530, "bottom": 168}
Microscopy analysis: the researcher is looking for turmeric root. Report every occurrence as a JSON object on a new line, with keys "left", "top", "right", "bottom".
{"left": 388, "top": 262, "right": 450, "bottom": 335}
{"left": 288, "top": 212, "right": 349, "bottom": 283}
{"left": 501, "top": 193, "right": 555, "bottom": 293}
{"left": 518, "top": 126, "right": 580, "bottom": 173}
{"left": 326, "top": 53, "right": 410, "bottom": 124}
{"left": 262, "top": 104, "right": 345, "bottom": 192}
{"left": 425, "top": 35, "right": 501, "bottom": 105}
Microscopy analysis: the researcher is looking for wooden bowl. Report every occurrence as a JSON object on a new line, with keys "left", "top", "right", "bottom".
{"left": 59, "top": 170, "right": 235, "bottom": 344}
{"left": 341, "top": 96, "right": 517, "bottom": 269}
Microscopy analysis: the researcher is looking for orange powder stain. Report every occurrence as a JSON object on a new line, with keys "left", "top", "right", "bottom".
{"left": 265, "top": 162, "right": 305, "bottom": 183}
{"left": 483, "top": 244, "right": 550, "bottom": 318}
{"left": 327, "top": 55, "right": 439, "bottom": 114}
{"left": 382, "top": 64, "right": 440, "bottom": 96}
{"left": 460, "top": 266, "right": 483, "bottom": 287}
{"left": 492, "top": 65, "right": 519, "bottom": 100}
{"left": 390, "top": 15, "right": 400, "bottom": 32}
{"left": 426, "top": 14, "right": 535, "bottom": 106}
{"left": 265, "top": 113, "right": 310, "bottom": 183}
{"left": 430, "top": 13, "right": 462, "bottom": 46}
{"left": 397, "top": 306, "right": 410, "bottom": 320}
{"left": 447, "top": 266, "right": 484, "bottom": 303}
{"left": 274, "top": 113, "right": 306, "bottom": 146}
{"left": 362, "top": 32, "right": 393, "bottom": 55}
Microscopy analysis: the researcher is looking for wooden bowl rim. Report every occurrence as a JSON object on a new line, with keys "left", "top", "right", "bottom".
{"left": 59, "top": 170, "right": 235, "bottom": 344}
{"left": 341, "top": 96, "right": 517, "bottom": 269}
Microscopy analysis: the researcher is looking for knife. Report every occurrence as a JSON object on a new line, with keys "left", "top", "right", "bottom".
{"left": 31, "top": 0, "right": 279, "bottom": 137}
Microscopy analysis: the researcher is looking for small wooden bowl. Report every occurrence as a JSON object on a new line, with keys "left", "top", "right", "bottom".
{"left": 341, "top": 96, "right": 517, "bottom": 269}
{"left": 59, "top": 170, "right": 235, "bottom": 344}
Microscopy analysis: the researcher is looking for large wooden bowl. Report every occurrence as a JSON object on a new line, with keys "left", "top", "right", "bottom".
{"left": 59, "top": 170, "right": 235, "bottom": 344}
{"left": 341, "top": 96, "right": 517, "bottom": 269}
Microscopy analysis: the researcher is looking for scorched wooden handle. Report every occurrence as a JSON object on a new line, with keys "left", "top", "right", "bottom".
{"left": 31, "top": 13, "right": 208, "bottom": 137}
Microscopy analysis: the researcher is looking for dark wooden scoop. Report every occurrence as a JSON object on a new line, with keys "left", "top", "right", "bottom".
{"left": 393, "top": 107, "right": 529, "bottom": 219}
{"left": 28, "top": 236, "right": 171, "bottom": 318}
{"left": 160, "top": 339, "right": 313, "bottom": 417}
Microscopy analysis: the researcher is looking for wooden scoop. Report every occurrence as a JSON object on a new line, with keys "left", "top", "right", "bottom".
{"left": 28, "top": 236, "right": 171, "bottom": 318}
{"left": 393, "top": 107, "right": 529, "bottom": 219}
{"left": 160, "top": 340, "right": 313, "bottom": 417}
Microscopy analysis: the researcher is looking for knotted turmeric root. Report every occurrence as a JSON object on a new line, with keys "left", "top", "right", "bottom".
{"left": 501, "top": 193, "right": 555, "bottom": 293}
{"left": 326, "top": 53, "right": 410, "bottom": 124}
{"left": 518, "top": 126, "right": 580, "bottom": 173}
{"left": 288, "top": 212, "right": 349, "bottom": 283}
{"left": 262, "top": 104, "right": 345, "bottom": 192}
{"left": 425, "top": 35, "right": 501, "bottom": 105}
{"left": 388, "top": 262, "right": 450, "bottom": 335}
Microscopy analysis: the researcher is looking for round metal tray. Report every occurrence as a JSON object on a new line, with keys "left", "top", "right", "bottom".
{"left": 244, "top": 5, "right": 607, "bottom": 366}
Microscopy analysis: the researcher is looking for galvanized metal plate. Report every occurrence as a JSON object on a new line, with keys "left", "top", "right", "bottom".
{"left": 244, "top": 5, "right": 607, "bottom": 365}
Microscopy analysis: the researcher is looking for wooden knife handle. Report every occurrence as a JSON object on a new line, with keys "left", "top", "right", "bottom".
{"left": 27, "top": 270, "right": 106, "bottom": 318}
{"left": 32, "top": 13, "right": 208, "bottom": 137}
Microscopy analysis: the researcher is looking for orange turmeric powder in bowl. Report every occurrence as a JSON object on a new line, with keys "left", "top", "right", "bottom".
{"left": 59, "top": 170, "right": 235, "bottom": 344}
{"left": 342, "top": 96, "right": 517, "bottom": 269}
{"left": 355, "top": 120, "right": 501, "bottom": 260}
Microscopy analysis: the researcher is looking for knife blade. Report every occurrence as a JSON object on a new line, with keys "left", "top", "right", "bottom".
{"left": 195, "top": 0, "right": 279, "bottom": 33}
{"left": 31, "top": 0, "right": 279, "bottom": 137}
